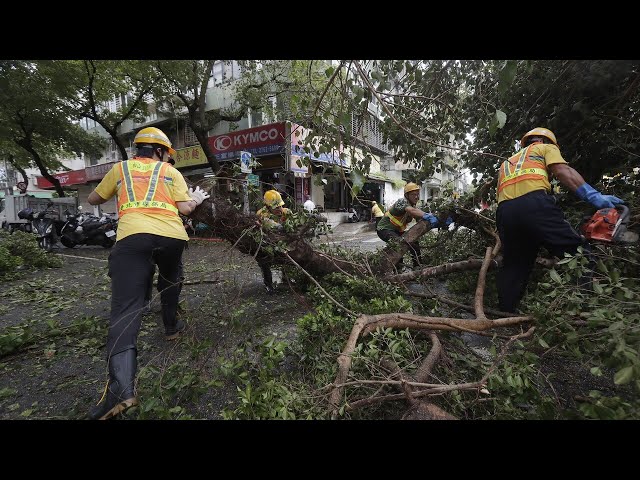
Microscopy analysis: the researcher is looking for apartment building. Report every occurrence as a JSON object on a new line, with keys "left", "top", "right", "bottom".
{"left": 29, "top": 61, "right": 464, "bottom": 221}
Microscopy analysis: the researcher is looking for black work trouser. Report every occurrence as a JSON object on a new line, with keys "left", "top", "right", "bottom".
{"left": 145, "top": 245, "right": 186, "bottom": 303}
{"left": 259, "top": 262, "right": 273, "bottom": 288}
{"left": 377, "top": 227, "right": 421, "bottom": 267}
{"left": 496, "top": 190, "right": 588, "bottom": 313}
{"left": 107, "top": 233, "right": 186, "bottom": 357}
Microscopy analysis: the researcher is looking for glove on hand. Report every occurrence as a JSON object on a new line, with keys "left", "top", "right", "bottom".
{"left": 444, "top": 216, "right": 454, "bottom": 226}
{"left": 422, "top": 213, "right": 439, "bottom": 226}
{"left": 575, "top": 183, "right": 624, "bottom": 209}
{"left": 188, "top": 186, "right": 210, "bottom": 206}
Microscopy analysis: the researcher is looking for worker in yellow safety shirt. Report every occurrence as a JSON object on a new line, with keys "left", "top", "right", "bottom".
{"left": 86, "top": 126, "right": 210, "bottom": 420}
{"left": 495, "top": 127, "right": 624, "bottom": 313}
{"left": 256, "top": 189, "right": 291, "bottom": 293}
{"left": 376, "top": 182, "right": 451, "bottom": 269}
{"left": 371, "top": 200, "right": 384, "bottom": 226}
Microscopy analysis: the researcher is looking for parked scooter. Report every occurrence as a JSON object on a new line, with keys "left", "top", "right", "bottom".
{"left": 59, "top": 206, "right": 118, "bottom": 249}
{"left": 347, "top": 206, "right": 361, "bottom": 223}
{"left": 17, "top": 203, "right": 63, "bottom": 252}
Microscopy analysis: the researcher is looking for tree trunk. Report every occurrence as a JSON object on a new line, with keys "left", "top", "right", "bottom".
{"left": 16, "top": 138, "right": 65, "bottom": 197}
{"left": 188, "top": 188, "right": 434, "bottom": 277}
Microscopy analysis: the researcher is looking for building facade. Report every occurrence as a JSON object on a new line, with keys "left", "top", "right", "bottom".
{"left": 27, "top": 60, "right": 467, "bottom": 222}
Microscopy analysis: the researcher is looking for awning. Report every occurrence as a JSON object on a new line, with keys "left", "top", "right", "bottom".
{"left": 366, "top": 172, "right": 389, "bottom": 183}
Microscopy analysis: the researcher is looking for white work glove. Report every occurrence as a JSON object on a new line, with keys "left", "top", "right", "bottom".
{"left": 188, "top": 186, "right": 210, "bottom": 206}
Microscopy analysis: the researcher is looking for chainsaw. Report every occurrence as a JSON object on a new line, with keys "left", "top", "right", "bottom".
{"left": 581, "top": 204, "right": 639, "bottom": 245}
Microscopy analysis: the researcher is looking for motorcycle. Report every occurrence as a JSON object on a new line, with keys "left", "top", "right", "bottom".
{"left": 59, "top": 206, "right": 118, "bottom": 249}
{"left": 17, "top": 204, "right": 63, "bottom": 252}
{"left": 347, "top": 206, "right": 361, "bottom": 223}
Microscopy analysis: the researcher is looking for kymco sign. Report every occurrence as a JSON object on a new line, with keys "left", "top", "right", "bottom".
{"left": 207, "top": 122, "right": 285, "bottom": 154}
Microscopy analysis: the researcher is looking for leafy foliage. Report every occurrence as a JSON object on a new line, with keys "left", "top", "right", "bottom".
{"left": 0, "top": 230, "right": 62, "bottom": 278}
{"left": 0, "top": 61, "right": 106, "bottom": 195}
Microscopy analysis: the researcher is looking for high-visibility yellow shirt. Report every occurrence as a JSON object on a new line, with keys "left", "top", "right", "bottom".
{"left": 377, "top": 198, "right": 413, "bottom": 233}
{"left": 257, "top": 206, "right": 291, "bottom": 228}
{"left": 371, "top": 204, "right": 384, "bottom": 218}
{"left": 497, "top": 143, "right": 567, "bottom": 204}
{"left": 94, "top": 158, "right": 192, "bottom": 242}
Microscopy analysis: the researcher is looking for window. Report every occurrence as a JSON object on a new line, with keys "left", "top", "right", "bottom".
{"left": 323, "top": 177, "right": 346, "bottom": 210}
{"left": 184, "top": 123, "right": 198, "bottom": 146}
{"left": 209, "top": 61, "right": 242, "bottom": 87}
{"left": 107, "top": 139, "right": 118, "bottom": 161}
{"left": 350, "top": 112, "right": 390, "bottom": 154}
{"left": 249, "top": 109, "right": 262, "bottom": 128}
{"left": 145, "top": 103, "right": 157, "bottom": 122}
{"left": 210, "top": 62, "right": 224, "bottom": 86}
{"left": 223, "top": 62, "right": 233, "bottom": 82}
{"left": 233, "top": 61, "right": 242, "bottom": 78}
{"left": 119, "top": 93, "right": 132, "bottom": 109}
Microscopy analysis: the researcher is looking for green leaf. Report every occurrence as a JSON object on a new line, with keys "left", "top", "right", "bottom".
{"left": 495, "top": 110, "right": 507, "bottom": 129}
{"left": 350, "top": 170, "right": 365, "bottom": 198}
{"left": 340, "top": 112, "right": 351, "bottom": 128}
{"left": 590, "top": 367, "right": 603, "bottom": 377}
{"left": 611, "top": 269, "right": 620, "bottom": 284}
{"left": 538, "top": 338, "right": 549, "bottom": 349}
{"left": 593, "top": 282, "right": 603, "bottom": 295}
{"left": 0, "top": 387, "right": 17, "bottom": 399}
{"left": 614, "top": 366, "right": 634, "bottom": 385}
{"left": 549, "top": 269, "right": 562, "bottom": 284}
{"left": 498, "top": 61, "right": 518, "bottom": 94}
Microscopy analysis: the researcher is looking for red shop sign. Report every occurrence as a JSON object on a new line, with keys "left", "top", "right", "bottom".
{"left": 36, "top": 169, "right": 87, "bottom": 188}
{"left": 207, "top": 122, "right": 286, "bottom": 154}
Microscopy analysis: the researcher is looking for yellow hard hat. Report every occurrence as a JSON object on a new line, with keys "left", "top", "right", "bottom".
{"left": 264, "top": 189, "right": 284, "bottom": 208}
{"left": 520, "top": 127, "right": 558, "bottom": 148}
{"left": 134, "top": 127, "right": 176, "bottom": 156}
{"left": 404, "top": 182, "right": 420, "bottom": 194}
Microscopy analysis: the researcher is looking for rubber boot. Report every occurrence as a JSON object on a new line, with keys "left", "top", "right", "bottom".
{"left": 87, "top": 349, "right": 138, "bottom": 420}
{"left": 163, "top": 303, "right": 185, "bottom": 340}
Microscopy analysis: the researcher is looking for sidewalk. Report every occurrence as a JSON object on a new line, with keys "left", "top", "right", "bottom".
{"left": 315, "top": 221, "right": 384, "bottom": 252}
{"left": 330, "top": 221, "right": 376, "bottom": 236}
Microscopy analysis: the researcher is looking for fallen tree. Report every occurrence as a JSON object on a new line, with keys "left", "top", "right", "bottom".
{"left": 188, "top": 187, "right": 438, "bottom": 277}
{"left": 327, "top": 245, "right": 534, "bottom": 419}
{"left": 186, "top": 181, "right": 628, "bottom": 420}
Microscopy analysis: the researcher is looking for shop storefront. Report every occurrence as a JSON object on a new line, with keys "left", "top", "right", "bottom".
{"left": 288, "top": 122, "right": 349, "bottom": 211}
{"left": 84, "top": 162, "right": 118, "bottom": 214}
{"left": 208, "top": 122, "right": 287, "bottom": 202}
{"left": 172, "top": 122, "right": 288, "bottom": 208}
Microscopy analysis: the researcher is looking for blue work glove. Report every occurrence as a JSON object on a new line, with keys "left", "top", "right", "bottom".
{"left": 444, "top": 216, "right": 454, "bottom": 226}
{"left": 575, "top": 183, "right": 624, "bottom": 209}
{"left": 422, "top": 213, "right": 439, "bottom": 226}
